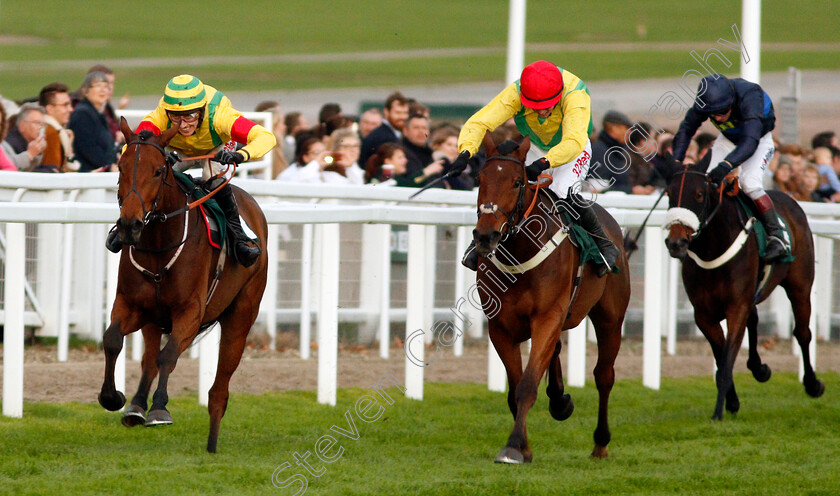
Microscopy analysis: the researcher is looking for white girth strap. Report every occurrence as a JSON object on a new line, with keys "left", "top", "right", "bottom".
{"left": 129, "top": 209, "right": 191, "bottom": 277}
{"left": 491, "top": 227, "right": 569, "bottom": 274}
{"left": 686, "top": 218, "right": 755, "bottom": 270}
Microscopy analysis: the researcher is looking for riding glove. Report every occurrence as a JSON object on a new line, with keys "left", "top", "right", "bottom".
{"left": 450, "top": 150, "right": 471, "bottom": 175}
{"left": 708, "top": 161, "right": 732, "bottom": 184}
{"left": 525, "top": 157, "right": 550, "bottom": 181}
{"left": 214, "top": 149, "right": 246, "bottom": 165}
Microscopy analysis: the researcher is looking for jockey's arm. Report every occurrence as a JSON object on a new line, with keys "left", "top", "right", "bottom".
{"left": 671, "top": 108, "right": 705, "bottom": 162}
{"left": 457, "top": 83, "right": 520, "bottom": 157}
{"left": 722, "top": 118, "right": 762, "bottom": 168}
{"left": 213, "top": 105, "right": 276, "bottom": 161}
{"left": 543, "top": 90, "right": 590, "bottom": 167}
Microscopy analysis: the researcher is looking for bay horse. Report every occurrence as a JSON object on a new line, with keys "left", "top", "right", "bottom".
{"left": 473, "top": 134, "right": 630, "bottom": 463}
{"left": 663, "top": 157, "right": 824, "bottom": 420}
{"left": 98, "top": 118, "right": 268, "bottom": 453}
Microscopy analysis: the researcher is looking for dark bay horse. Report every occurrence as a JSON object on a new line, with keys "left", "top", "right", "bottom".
{"left": 98, "top": 118, "right": 268, "bottom": 452}
{"left": 664, "top": 158, "right": 824, "bottom": 420}
{"left": 473, "top": 134, "right": 630, "bottom": 463}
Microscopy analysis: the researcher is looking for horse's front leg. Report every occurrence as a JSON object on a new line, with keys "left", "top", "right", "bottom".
{"left": 694, "top": 310, "right": 728, "bottom": 420}
{"left": 122, "top": 325, "right": 162, "bottom": 427}
{"left": 496, "top": 313, "right": 562, "bottom": 464}
{"left": 745, "top": 308, "right": 771, "bottom": 383}
{"left": 99, "top": 297, "right": 145, "bottom": 411}
{"left": 146, "top": 306, "right": 202, "bottom": 426}
{"left": 488, "top": 321, "right": 523, "bottom": 419}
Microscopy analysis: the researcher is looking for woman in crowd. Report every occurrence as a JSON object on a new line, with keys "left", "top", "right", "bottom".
{"left": 67, "top": 72, "right": 117, "bottom": 172}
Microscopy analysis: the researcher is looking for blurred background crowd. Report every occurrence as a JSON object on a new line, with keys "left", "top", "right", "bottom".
{"left": 2, "top": 65, "right": 838, "bottom": 203}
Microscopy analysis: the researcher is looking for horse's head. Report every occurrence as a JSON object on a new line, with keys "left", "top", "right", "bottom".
{"left": 663, "top": 153, "right": 715, "bottom": 259}
{"left": 115, "top": 117, "right": 180, "bottom": 247}
{"left": 473, "top": 133, "right": 531, "bottom": 257}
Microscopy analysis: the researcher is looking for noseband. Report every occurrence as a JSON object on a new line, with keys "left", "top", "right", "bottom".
{"left": 670, "top": 168, "right": 724, "bottom": 239}
{"left": 478, "top": 155, "right": 527, "bottom": 241}
{"left": 122, "top": 137, "right": 178, "bottom": 225}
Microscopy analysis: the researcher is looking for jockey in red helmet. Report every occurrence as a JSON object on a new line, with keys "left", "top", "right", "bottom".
{"left": 453, "top": 60, "right": 618, "bottom": 277}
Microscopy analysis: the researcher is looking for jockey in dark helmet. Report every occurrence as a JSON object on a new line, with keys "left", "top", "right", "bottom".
{"left": 105, "top": 75, "right": 276, "bottom": 267}
{"left": 672, "top": 73, "right": 788, "bottom": 264}
{"left": 451, "top": 60, "right": 619, "bottom": 278}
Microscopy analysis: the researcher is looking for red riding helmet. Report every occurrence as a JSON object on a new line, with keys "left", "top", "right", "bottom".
{"left": 519, "top": 61, "right": 564, "bottom": 110}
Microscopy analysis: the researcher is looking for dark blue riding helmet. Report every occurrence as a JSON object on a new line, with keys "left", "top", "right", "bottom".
{"left": 693, "top": 74, "right": 735, "bottom": 114}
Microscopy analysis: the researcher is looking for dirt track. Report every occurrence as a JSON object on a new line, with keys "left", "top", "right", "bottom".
{"left": 2, "top": 336, "right": 837, "bottom": 405}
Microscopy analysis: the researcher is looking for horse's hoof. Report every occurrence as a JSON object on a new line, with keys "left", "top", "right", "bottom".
{"left": 725, "top": 398, "right": 740, "bottom": 414}
{"left": 98, "top": 391, "right": 126, "bottom": 412}
{"left": 494, "top": 447, "right": 525, "bottom": 464}
{"left": 549, "top": 394, "right": 575, "bottom": 421}
{"left": 145, "top": 409, "right": 173, "bottom": 426}
{"left": 751, "top": 364, "right": 772, "bottom": 383}
{"left": 121, "top": 404, "right": 146, "bottom": 427}
{"left": 591, "top": 445, "right": 609, "bottom": 459}
{"left": 711, "top": 411, "right": 723, "bottom": 421}
{"left": 805, "top": 379, "right": 825, "bottom": 398}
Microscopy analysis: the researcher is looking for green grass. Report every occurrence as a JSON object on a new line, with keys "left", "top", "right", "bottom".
{"left": 0, "top": 373, "right": 838, "bottom": 495}
{"left": 0, "top": 1, "right": 838, "bottom": 100}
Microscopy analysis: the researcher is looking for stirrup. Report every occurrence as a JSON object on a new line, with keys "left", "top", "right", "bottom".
{"left": 234, "top": 240, "right": 260, "bottom": 268}
{"left": 762, "top": 236, "right": 787, "bottom": 263}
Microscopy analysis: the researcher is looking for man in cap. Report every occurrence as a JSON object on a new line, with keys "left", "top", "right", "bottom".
{"left": 453, "top": 60, "right": 619, "bottom": 277}
{"left": 672, "top": 74, "right": 786, "bottom": 263}
{"left": 106, "top": 74, "right": 276, "bottom": 267}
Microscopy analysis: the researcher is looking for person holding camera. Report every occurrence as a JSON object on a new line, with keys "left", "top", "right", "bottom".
{"left": 105, "top": 74, "right": 276, "bottom": 267}
{"left": 2, "top": 102, "right": 47, "bottom": 171}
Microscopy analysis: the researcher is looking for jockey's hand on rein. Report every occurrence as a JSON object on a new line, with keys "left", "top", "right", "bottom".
{"left": 214, "top": 149, "right": 246, "bottom": 165}
{"left": 450, "top": 150, "right": 470, "bottom": 175}
{"left": 707, "top": 161, "right": 732, "bottom": 185}
{"left": 525, "top": 157, "right": 550, "bottom": 182}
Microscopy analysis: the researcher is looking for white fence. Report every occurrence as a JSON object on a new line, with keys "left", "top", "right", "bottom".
{"left": 2, "top": 171, "right": 840, "bottom": 417}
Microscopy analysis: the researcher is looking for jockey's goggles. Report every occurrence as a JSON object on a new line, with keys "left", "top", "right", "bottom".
{"left": 167, "top": 111, "right": 201, "bottom": 124}
{"left": 710, "top": 106, "right": 731, "bottom": 117}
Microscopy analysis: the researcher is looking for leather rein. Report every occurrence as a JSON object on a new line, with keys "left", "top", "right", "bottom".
{"left": 477, "top": 155, "right": 552, "bottom": 242}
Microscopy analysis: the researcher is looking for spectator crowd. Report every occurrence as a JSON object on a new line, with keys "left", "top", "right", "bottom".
{"left": 2, "top": 69, "right": 838, "bottom": 204}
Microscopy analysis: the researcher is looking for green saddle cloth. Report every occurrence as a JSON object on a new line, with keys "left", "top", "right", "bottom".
{"left": 541, "top": 188, "right": 619, "bottom": 274}
{"left": 735, "top": 194, "right": 795, "bottom": 264}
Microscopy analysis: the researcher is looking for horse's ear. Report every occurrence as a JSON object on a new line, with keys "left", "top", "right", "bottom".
{"left": 119, "top": 117, "right": 135, "bottom": 143}
{"left": 482, "top": 131, "right": 497, "bottom": 158}
{"left": 160, "top": 124, "right": 180, "bottom": 146}
{"left": 515, "top": 136, "right": 530, "bottom": 163}
{"left": 693, "top": 151, "right": 712, "bottom": 173}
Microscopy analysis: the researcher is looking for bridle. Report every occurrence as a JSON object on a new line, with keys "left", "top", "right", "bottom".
{"left": 670, "top": 167, "right": 726, "bottom": 239}
{"left": 478, "top": 155, "right": 528, "bottom": 242}
{"left": 120, "top": 136, "right": 180, "bottom": 225}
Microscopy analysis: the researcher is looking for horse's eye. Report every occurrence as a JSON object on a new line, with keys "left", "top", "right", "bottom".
{"left": 153, "top": 168, "right": 163, "bottom": 177}
{"left": 695, "top": 190, "right": 705, "bottom": 202}
{"left": 514, "top": 179, "right": 523, "bottom": 188}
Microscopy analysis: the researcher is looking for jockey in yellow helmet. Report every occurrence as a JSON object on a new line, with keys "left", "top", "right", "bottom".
{"left": 106, "top": 75, "right": 276, "bottom": 267}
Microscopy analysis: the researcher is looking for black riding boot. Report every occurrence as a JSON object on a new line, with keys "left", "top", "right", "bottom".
{"left": 214, "top": 184, "right": 261, "bottom": 267}
{"left": 106, "top": 225, "right": 122, "bottom": 253}
{"left": 757, "top": 204, "right": 788, "bottom": 263}
{"left": 574, "top": 201, "right": 619, "bottom": 278}
{"left": 461, "top": 239, "right": 478, "bottom": 271}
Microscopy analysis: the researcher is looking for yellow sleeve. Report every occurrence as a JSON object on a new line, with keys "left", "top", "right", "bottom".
{"left": 140, "top": 99, "right": 170, "bottom": 132}
{"left": 543, "top": 89, "right": 590, "bottom": 167}
{"left": 240, "top": 125, "right": 277, "bottom": 161}
{"left": 213, "top": 102, "right": 277, "bottom": 160}
{"left": 458, "top": 83, "right": 521, "bottom": 156}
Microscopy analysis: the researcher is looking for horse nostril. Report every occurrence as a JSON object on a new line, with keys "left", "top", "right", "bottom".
{"left": 130, "top": 219, "right": 143, "bottom": 233}
{"left": 490, "top": 231, "right": 502, "bottom": 243}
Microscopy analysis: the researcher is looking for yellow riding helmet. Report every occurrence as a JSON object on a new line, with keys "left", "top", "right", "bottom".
{"left": 161, "top": 74, "right": 207, "bottom": 112}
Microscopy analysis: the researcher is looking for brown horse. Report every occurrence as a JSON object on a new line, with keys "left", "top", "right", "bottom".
{"left": 473, "top": 134, "right": 630, "bottom": 463}
{"left": 98, "top": 118, "right": 268, "bottom": 452}
{"left": 663, "top": 158, "right": 824, "bottom": 420}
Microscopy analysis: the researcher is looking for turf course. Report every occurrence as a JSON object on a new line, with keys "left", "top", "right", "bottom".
{"left": 0, "top": 372, "right": 837, "bottom": 495}
{"left": 0, "top": 0, "right": 838, "bottom": 99}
